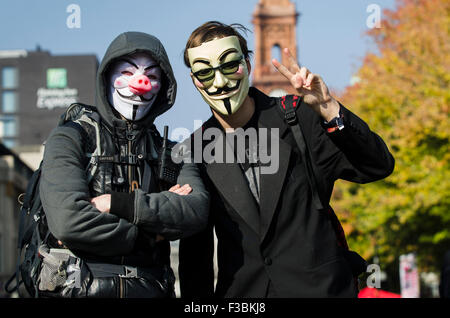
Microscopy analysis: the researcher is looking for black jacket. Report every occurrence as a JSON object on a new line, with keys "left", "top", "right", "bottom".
{"left": 39, "top": 32, "right": 209, "bottom": 297}
{"left": 178, "top": 87, "right": 394, "bottom": 298}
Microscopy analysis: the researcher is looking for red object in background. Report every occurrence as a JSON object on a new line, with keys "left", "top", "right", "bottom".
{"left": 358, "top": 287, "right": 402, "bottom": 298}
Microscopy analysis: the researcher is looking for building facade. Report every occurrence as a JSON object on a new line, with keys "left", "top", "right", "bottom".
{"left": 0, "top": 49, "right": 98, "bottom": 149}
{"left": 0, "top": 143, "right": 33, "bottom": 297}
{"left": 251, "top": 0, "right": 299, "bottom": 97}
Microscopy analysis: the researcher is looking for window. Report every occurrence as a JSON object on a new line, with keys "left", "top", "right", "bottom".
{"left": 1, "top": 67, "right": 19, "bottom": 115}
{"left": 2, "top": 91, "right": 17, "bottom": 113}
{"left": 271, "top": 44, "right": 282, "bottom": 63}
{"left": 2, "top": 67, "right": 18, "bottom": 89}
{"left": 0, "top": 116, "right": 17, "bottom": 137}
{"left": 2, "top": 139, "right": 16, "bottom": 148}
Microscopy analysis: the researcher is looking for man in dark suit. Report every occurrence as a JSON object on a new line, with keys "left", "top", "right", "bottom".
{"left": 178, "top": 21, "right": 395, "bottom": 298}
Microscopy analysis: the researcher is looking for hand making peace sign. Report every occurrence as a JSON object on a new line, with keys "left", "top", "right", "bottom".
{"left": 272, "top": 48, "right": 341, "bottom": 122}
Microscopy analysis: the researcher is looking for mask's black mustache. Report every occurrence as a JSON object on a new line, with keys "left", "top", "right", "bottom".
{"left": 117, "top": 90, "right": 154, "bottom": 102}
{"left": 205, "top": 80, "right": 240, "bottom": 96}
{"left": 139, "top": 95, "right": 154, "bottom": 102}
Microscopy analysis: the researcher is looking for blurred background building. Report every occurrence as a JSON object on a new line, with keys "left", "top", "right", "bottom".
{"left": 0, "top": 48, "right": 97, "bottom": 168}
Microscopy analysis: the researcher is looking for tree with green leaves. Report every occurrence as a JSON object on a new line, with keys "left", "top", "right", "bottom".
{"left": 335, "top": 0, "right": 450, "bottom": 292}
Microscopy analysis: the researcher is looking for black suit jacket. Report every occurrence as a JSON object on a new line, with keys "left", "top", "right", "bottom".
{"left": 179, "top": 87, "right": 394, "bottom": 298}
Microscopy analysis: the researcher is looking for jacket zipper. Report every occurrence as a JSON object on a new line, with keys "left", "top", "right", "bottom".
{"left": 120, "top": 123, "right": 133, "bottom": 299}
{"left": 127, "top": 123, "right": 140, "bottom": 192}
{"left": 119, "top": 254, "right": 125, "bottom": 297}
{"left": 119, "top": 277, "right": 124, "bottom": 298}
{"left": 127, "top": 123, "right": 133, "bottom": 192}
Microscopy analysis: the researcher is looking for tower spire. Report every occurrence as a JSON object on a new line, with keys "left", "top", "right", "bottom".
{"left": 251, "top": 0, "right": 299, "bottom": 96}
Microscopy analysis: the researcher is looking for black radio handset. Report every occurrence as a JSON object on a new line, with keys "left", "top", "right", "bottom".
{"left": 158, "top": 125, "right": 181, "bottom": 190}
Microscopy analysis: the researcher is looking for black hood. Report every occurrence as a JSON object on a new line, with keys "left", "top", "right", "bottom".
{"left": 96, "top": 32, "right": 177, "bottom": 129}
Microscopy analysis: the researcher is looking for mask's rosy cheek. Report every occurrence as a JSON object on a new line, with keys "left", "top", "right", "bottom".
{"left": 227, "top": 65, "right": 246, "bottom": 80}
{"left": 194, "top": 77, "right": 205, "bottom": 89}
{"left": 114, "top": 77, "right": 128, "bottom": 89}
{"left": 235, "top": 65, "right": 244, "bottom": 75}
{"left": 151, "top": 81, "right": 160, "bottom": 92}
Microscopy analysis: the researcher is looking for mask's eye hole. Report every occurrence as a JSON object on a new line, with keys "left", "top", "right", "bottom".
{"left": 194, "top": 68, "right": 214, "bottom": 82}
{"left": 147, "top": 74, "right": 159, "bottom": 80}
{"left": 121, "top": 70, "right": 133, "bottom": 76}
{"left": 221, "top": 61, "right": 240, "bottom": 74}
{"left": 198, "top": 69, "right": 212, "bottom": 76}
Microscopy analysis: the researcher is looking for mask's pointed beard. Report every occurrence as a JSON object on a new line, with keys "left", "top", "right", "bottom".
{"left": 132, "top": 104, "right": 138, "bottom": 120}
{"left": 223, "top": 98, "right": 232, "bottom": 115}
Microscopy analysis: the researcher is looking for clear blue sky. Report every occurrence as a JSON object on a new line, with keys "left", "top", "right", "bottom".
{"left": 0, "top": 0, "right": 396, "bottom": 135}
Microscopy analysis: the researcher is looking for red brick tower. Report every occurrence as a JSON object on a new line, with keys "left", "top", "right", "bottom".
{"left": 251, "top": 0, "right": 299, "bottom": 97}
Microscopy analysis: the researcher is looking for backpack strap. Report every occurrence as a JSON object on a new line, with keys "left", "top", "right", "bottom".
{"left": 75, "top": 108, "right": 101, "bottom": 184}
{"left": 278, "top": 95, "right": 325, "bottom": 211}
{"left": 5, "top": 162, "right": 43, "bottom": 294}
{"left": 61, "top": 103, "right": 102, "bottom": 184}
{"left": 278, "top": 95, "right": 351, "bottom": 251}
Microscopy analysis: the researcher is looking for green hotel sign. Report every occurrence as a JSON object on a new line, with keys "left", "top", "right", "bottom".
{"left": 47, "top": 68, "right": 67, "bottom": 88}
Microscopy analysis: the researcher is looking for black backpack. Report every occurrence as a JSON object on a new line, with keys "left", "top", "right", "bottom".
{"left": 277, "top": 95, "right": 367, "bottom": 277}
{"left": 4, "top": 103, "right": 101, "bottom": 297}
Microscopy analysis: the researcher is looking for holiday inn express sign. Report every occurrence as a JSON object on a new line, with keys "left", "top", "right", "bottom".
{"left": 47, "top": 68, "right": 67, "bottom": 88}
{"left": 36, "top": 68, "right": 79, "bottom": 109}
{"left": 37, "top": 87, "right": 78, "bottom": 109}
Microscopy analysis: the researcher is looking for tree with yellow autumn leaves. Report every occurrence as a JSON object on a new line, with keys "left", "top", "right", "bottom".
{"left": 335, "top": 0, "right": 450, "bottom": 290}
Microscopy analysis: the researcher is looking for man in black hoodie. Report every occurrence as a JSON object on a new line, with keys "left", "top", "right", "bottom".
{"left": 39, "top": 32, "right": 209, "bottom": 297}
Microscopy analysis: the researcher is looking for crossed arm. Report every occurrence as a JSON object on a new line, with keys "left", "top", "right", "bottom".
{"left": 41, "top": 125, "right": 209, "bottom": 256}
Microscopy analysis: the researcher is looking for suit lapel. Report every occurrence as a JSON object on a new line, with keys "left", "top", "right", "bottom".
{"left": 206, "top": 162, "right": 260, "bottom": 236}
{"left": 252, "top": 88, "right": 292, "bottom": 242}
{"left": 258, "top": 121, "right": 292, "bottom": 242}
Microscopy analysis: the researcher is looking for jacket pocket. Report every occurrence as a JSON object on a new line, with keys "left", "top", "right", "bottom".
{"left": 305, "top": 256, "right": 357, "bottom": 297}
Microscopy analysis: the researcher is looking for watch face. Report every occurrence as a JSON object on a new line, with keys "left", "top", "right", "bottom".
{"left": 337, "top": 117, "right": 345, "bottom": 130}
{"left": 324, "top": 116, "right": 344, "bottom": 132}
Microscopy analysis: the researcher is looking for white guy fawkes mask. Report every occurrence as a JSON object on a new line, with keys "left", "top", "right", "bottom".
{"left": 187, "top": 36, "right": 250, "bottom": 116}
{"left": 107, "top": 52, "right": 162, "bottom": 121}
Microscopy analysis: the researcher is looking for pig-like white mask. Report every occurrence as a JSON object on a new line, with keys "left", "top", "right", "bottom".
{"left": 107, "top": 52, "right": 162, "bottom": 121}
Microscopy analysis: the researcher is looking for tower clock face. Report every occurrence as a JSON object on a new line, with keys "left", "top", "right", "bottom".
{"left": 269, "top": 88, "right": 288, "bottom": 97}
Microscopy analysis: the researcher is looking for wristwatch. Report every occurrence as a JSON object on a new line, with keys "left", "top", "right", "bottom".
{"left": 323, "top": 110, "right": 345, "bottom": 133}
